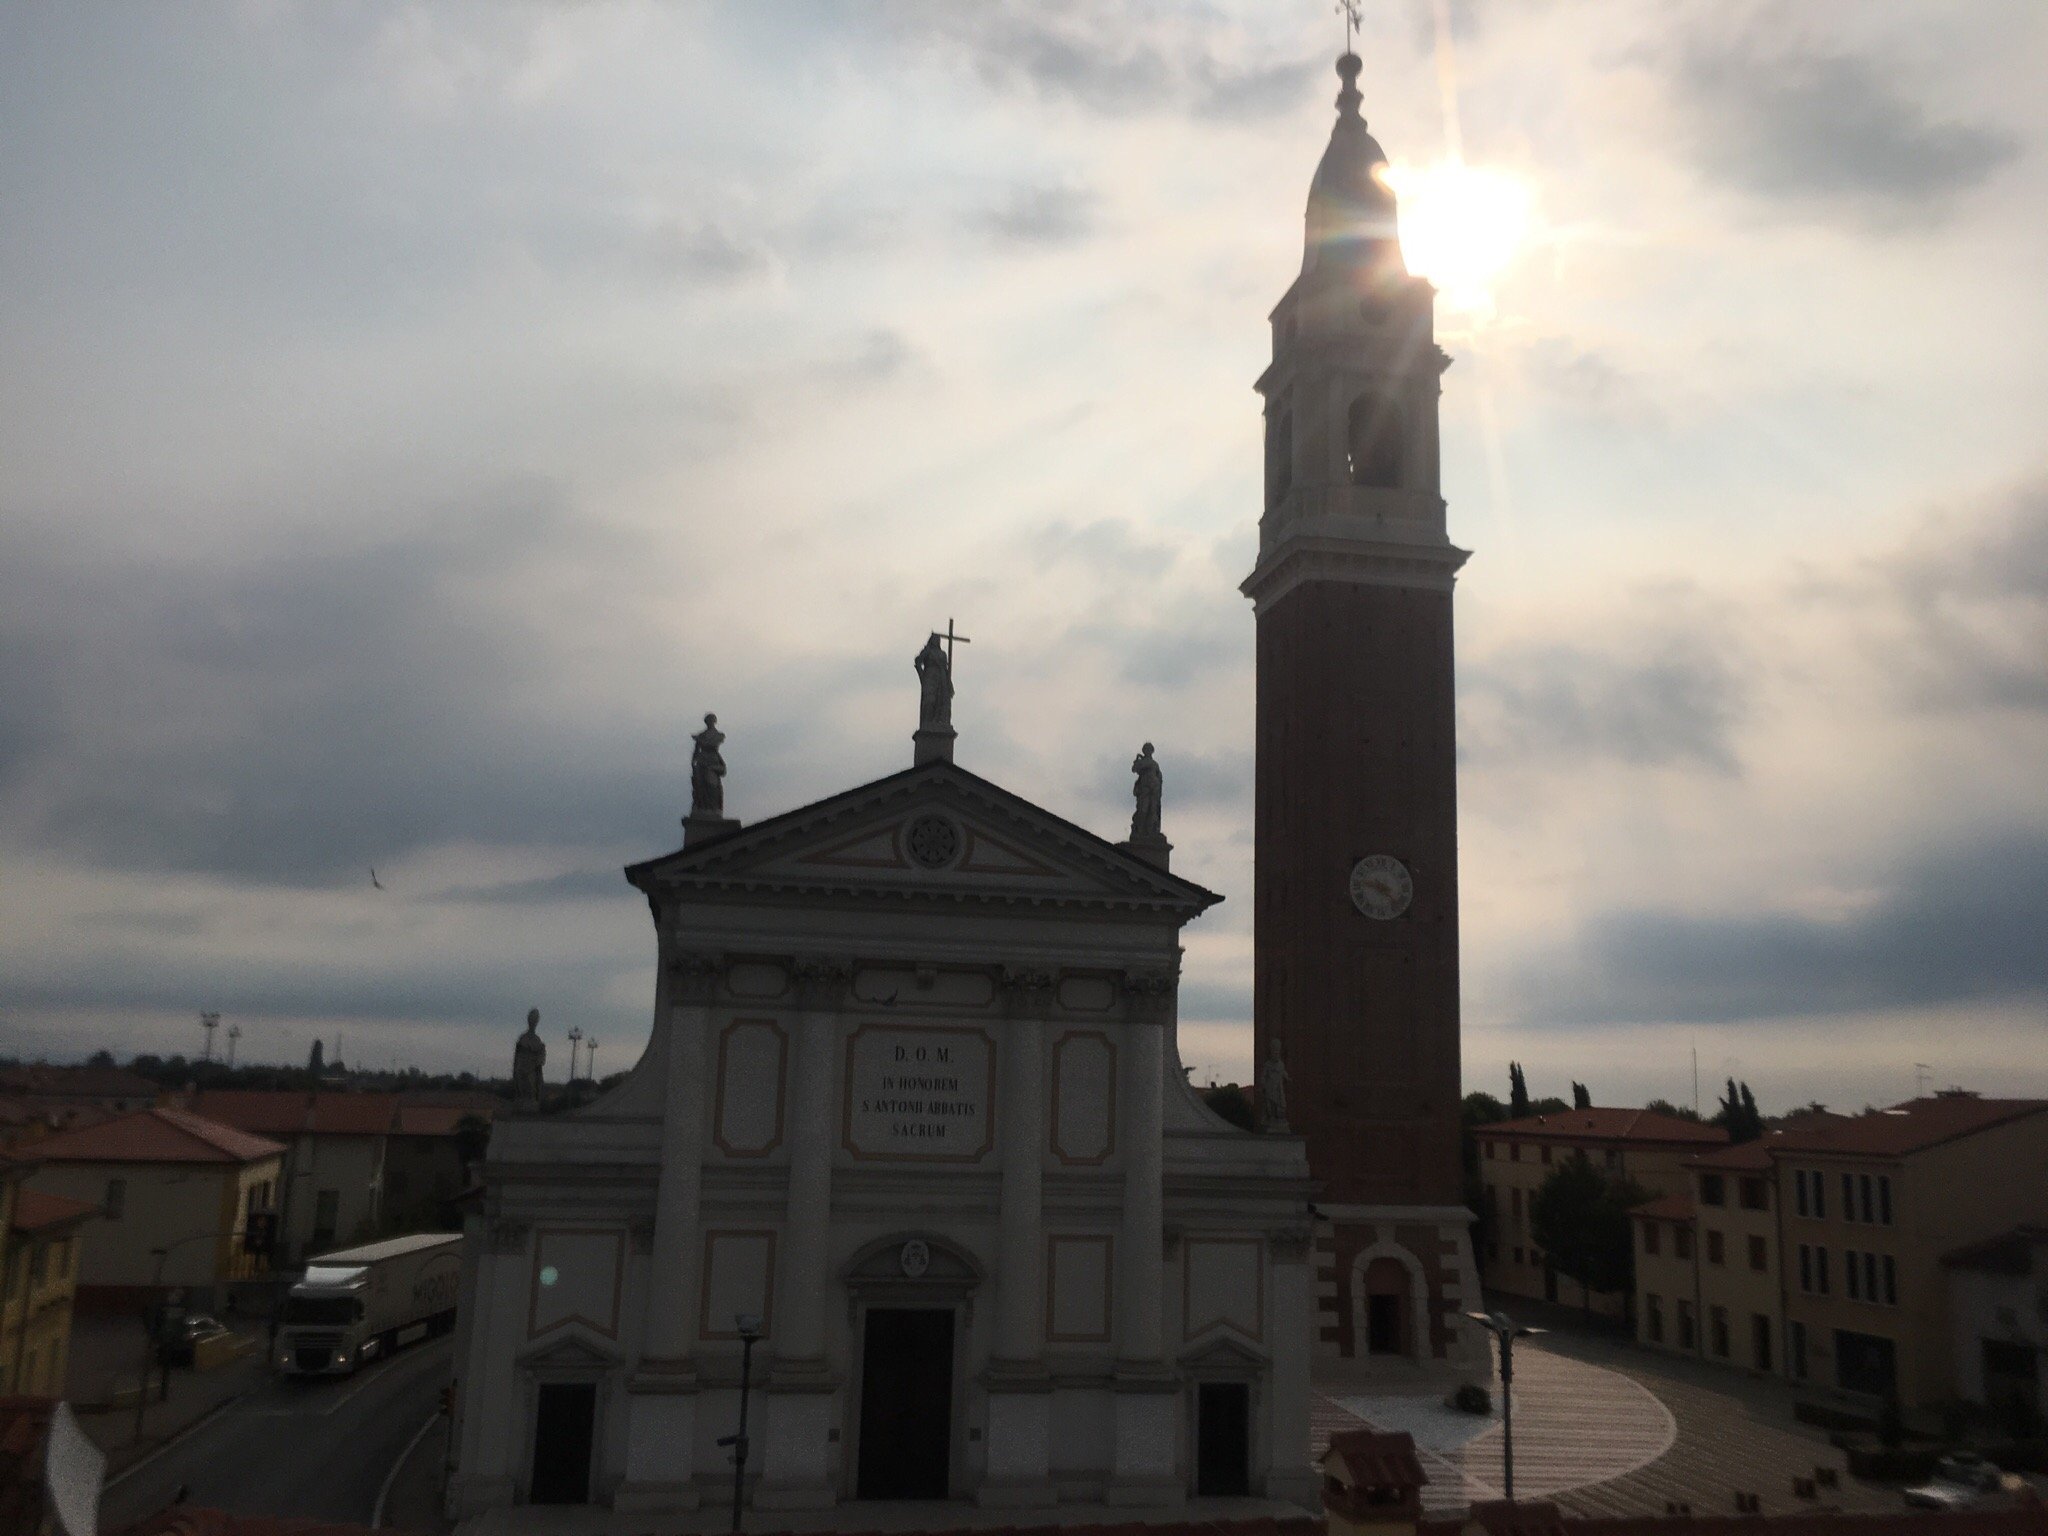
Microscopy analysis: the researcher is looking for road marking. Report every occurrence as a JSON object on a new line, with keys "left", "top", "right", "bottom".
{"left": 104, "top": 1382, "right": 259, "bottom": 1490}
{"left": 373, "top": 1408, "right": 441, "bottom": 1529}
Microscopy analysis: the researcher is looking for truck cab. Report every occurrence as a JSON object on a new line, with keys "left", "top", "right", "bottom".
{"left": 276, "top": 1262, "right": 374, "bottom": 1376}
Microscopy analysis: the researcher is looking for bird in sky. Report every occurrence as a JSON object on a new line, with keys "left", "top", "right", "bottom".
{"left": 369, "top": 868, "right": 384, "bottom": 890}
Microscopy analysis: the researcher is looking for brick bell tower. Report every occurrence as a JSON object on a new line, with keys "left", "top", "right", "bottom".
{"left": 1243, "top": 52, "right": 1482, "bottom": 1371}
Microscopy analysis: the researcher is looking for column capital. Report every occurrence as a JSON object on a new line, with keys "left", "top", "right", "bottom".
{"left": 789, "top": 955, "right": 854, "bottom": 1010}
{"left": 667, "top": 950, "right": 725, "bottom": 1004}
{"left": 1121, "top": 967, "right": 1178, "bottom": 1022}
{"left": 999, "top": 965, "right": 1056, "bottom": 1014}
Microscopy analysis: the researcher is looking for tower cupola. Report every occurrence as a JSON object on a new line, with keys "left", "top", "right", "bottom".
{"left": 1302, "top": 54, "right": 1404, "bottom": 279}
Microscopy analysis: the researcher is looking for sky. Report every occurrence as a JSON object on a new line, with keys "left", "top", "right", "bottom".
{"left": 2, "top": 1, "right": 2044, "bottom": 1114}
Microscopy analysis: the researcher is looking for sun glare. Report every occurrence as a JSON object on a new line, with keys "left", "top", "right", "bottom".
{"left": 1383, "top": 160, "right": 1533, "bottom": 318}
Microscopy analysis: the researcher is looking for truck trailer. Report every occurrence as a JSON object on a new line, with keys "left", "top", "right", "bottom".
{"left": 275, "top": 1231, "right": 463, "bottom": 1377}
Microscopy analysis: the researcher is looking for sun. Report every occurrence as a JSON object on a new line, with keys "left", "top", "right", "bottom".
{"left": 1382, "top": 160, "right": 1533, "bottom": 318}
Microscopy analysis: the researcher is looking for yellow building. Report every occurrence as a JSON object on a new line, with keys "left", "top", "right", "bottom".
{"left": 1478, "top": 1107, "right": 1726, "bottom": 1318}
{"left": 21, "top": 1106, "right": 284, "bottom": 1308}
{"left": 1631, "top": 1094, "right": 2048, "bottom": 1410}
{"left": 0, "top": 1187, "right": 95, "bottom": 1395}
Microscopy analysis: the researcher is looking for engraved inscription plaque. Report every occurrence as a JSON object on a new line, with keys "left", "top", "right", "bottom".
{"left": 842, "top": 1024, "right": 996, "bottom": 1161}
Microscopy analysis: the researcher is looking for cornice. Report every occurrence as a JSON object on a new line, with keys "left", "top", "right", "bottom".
{"left": 1241, "top": 531, "right": 1470, "bottom": 610}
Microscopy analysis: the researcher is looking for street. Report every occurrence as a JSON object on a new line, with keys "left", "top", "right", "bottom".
{"left": 100, "top": 1334, "right": 451, "bottom": 1529}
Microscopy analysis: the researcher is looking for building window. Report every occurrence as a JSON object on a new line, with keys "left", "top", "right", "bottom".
{"left": 1512, "top": 1247, "right": 1524, "bottom": 1265}
{"left": 1859, "top": 1174, "right": 1874, "bottom": 1224}
{"left": 1748, "top": 1235, "right": 1768, "bottom": 1272}
{"left": 1753, "top": 1314, "right": 1773, "bottom": 1373}
{"left": 1799, "top": 1244, "right": 1812, "bottom": 1293}
{"left": 1706, "top": 1230, "right": 1725, "bottom": 1266}
{"left": 1846, "top": 1250, "right": 1861, "bottom": 1300}
{"left": 1675, "top": 1226, "right": 1694, "bottom": 1261}
{"left": 1795, "top": 1169, "right": 1809, "bottom": 1217}
{"left": 1700, "top": 1174, "right": 1726, "bottom": 1207}
{"left": 1345, "top": 392, "right": 1404, "bottom": 489}
{"left": 1878, "top": 1176, "right": 1892, "bottom": 1226}
{"left": 1816, "top": 1247, "right": 1830, "bottom": 1296}
{"left": 1510, "top": 1143, "right": 1522, "bottom": 1163}
{"left": 1841, "top": 1173, "right": 1855, "bottom": 1221}
{"left": 1678, "top": 1300, "right": 1696, "bottom": 1352}
{"left": 1643, "top": 1221, "right": 1661, "bottom": 1257}
{"left": 1863, "top": 1251, "right": 1878, "bottom": 1302}
{"left": 1512, "top": 1188, "right": 1524, "bottom": 1221}
{"left": 1739, "top": 1178, "right": 1768, "bottom": 1211}
{"left": 1834, "top": 1329, "right": 1898, "bottom": 1399}
{"left": 1646, "top": 1294, "right": 1664, "bottom": 1344}
{"left": 1484, "top": 1141, "right": 1495, "bottom": 1160}
{"left": 1790, "top": 1320, "right": 1808, "bottom": 1380}
{"left": 104, "top": 1178, "right": 125, "bottom": 1219}
{"left": 29, "top": 1244, "right": 46, "bottom": 1285}
{"left": 312, "top": 1189, "right": 340, "bottom": 1250}
{"left": 1710, "top": 1305, "right": 1730, "bottom": 1359}
{"left": 1882, "top": 1254, "right": 1897, "bottom": 1305}
{"left": 1813, "top": 1172, "right": 1826, "bottom": 1220}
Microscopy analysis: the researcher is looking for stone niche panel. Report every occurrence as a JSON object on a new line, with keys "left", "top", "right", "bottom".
{"left": 1049, "top": 1031, "right": 1116, "bottom": 1165}
{"left": 700, "top": 1230, "right": 777, "bottom": 1340}
{"left": 1046, "top": 1234, "right": 1113, "bottom": 1344}
{"left": 841, "top": 1023, "right": 996, "bottom": 1162}
{"left": 1055, "top": 975, "right": 1115, "bottom": 1012}
{"left": 713, "top": 1018, "right": 788, "bottom": 1157}
{"left": 1183, "top": 1237, "right": 1264, "bottom": 1343}
{"left": 725, "top": 961, "right": 789, "bottom": 999}
{"left": 852, "top": 967, "right": 997, "bottom": 1010}
{"left": 528, "top": 1227, "right": 625, "bottom": 1339}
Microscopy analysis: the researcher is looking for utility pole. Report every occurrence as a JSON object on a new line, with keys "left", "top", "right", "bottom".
{"left": 200, "top": 1012, "right": 220, "bottom": 1064}
{"left": 566, "top": 1026, "right": 584, "bottom": 1083}
{"left": 1914, "top": 1063, "right": 1932, "bottom": 1098}
{"left": 226, "top": 1023, "right": 241, "bottom": 1069}
{"left": 585, "top": 1038, "right": 599, "bottom": 1080}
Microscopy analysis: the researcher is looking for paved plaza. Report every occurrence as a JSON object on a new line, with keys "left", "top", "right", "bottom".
{"left": 1313, "top": 1323, "right": 1904, "bottom": 1519}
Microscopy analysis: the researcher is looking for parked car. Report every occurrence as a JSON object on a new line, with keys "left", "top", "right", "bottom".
{"left": 158, "top": 1313, "right": 230, "bottom": 1367}
{"left": 1903, "top": 1453, "right": 2022, "bottom": 1511}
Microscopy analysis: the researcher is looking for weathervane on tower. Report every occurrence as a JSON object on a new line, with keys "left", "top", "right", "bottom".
{"left": 1336, "top": 0, "right": 1362, "bottom": 55}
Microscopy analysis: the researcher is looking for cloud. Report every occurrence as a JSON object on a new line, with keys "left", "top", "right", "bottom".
{"left": 1463, "top": 627, "right": 1748, "bottom": 774}
{"left": 1514, "top": 828, "right": 2048, "bottom": 1027}
{"left": 1671, "top": 36, "right": 2019, "bottom": 223}
{"left": 979, "top": 184, "right": 1098, "bottom": 247}
{"left": 887, "top": 2, "right": 1316, "bottom": 121}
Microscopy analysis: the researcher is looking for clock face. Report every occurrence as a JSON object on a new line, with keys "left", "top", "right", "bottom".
{"left": 1349, "top": 855, "right": 1413, "bottom": 920}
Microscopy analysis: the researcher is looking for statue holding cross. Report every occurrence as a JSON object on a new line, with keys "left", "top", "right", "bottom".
{"left": 912, "top": 622, "right": 969, "bottom": 765}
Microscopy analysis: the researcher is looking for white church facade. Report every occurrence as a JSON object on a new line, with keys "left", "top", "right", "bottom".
{"left": 446, "top": 685, "right": 1317, "bottom": 1518}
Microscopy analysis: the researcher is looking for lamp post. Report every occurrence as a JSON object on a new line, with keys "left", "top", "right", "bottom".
{"left": 717, "top": 1313, "right": 762, "bottom": 1531}
{"left": 1465, "top": 1309, "right": 1546, "bottom": 1502}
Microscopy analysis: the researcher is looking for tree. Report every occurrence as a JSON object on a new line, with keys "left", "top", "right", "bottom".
{"left": 1508, "top": 1062, "right": 1530, "bottom": 1118}
{"left": 1530, "top": 1152, "right": 1651, "bottom": 1319}
{"left": 1571, "top": 1081, "right": 1591, "bottom": 1110}
{"left": 85, "top": 1049, "right": 116, "bottom": 1069}
{"left": 1643, "top": 1098, "right": 1701, "bottom": 1121}
{"left": 308, "top": 1039, "right": 325, "bottom": 1076}
{"left": 1713, "top": 1078, "right": 1764, "bottom": 1143}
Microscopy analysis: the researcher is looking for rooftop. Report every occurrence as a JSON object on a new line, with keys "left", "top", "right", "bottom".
{"left": 1487, "top": 1109, "right": 1729, "bottom": 1146}
{"left": 1631, "top": 1191, "right": 1697, "bottom": 1222}
{"left": 1761, "top": 1095, "right": 2048, "bottom": 1159}
{"left": 181, "top": 1090, "right": 492, "bottom": 1140}
{"left": 10, "top": 1188, "right": 97, "bottom": 1234}
{"left": 27, "top": 1106, "right": 284, "bottom": 1166}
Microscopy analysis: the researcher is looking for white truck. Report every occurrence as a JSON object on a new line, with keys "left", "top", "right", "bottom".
{"left": 275, "top": 1232, "right": 464, "bottom": 1378}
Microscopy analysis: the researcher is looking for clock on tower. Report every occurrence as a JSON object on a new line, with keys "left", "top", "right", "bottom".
{"left": 1242, "top": 51, "right": 1483, "bottom": 1372}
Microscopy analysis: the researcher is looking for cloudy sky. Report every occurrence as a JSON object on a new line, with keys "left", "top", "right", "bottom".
{"left": 3, "top": 1, "right": 2044, "bottom": 1113}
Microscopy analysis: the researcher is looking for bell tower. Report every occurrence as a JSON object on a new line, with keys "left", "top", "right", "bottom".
{"left": 1243, "top": 52, "right": 1481, "bottom": 1370}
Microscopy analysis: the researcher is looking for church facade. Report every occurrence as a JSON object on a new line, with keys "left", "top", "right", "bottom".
{"left": 446, "top": 686, "right": 1315, "bottom": 1516}
{"left": 1243, "top": 53, "right": 1484, "bottom": 1373}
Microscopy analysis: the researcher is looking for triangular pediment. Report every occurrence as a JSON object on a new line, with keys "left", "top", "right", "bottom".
{"left": 626, "top": 762, "right": 1218, "bottom": 917}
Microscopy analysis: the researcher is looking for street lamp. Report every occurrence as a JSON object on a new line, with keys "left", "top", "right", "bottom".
{"left": 1465, "top": 1309, "right": 1546, "bottom": 1503}
{"left": 717, "top": 1313, "right": 762, "bottom": 1531}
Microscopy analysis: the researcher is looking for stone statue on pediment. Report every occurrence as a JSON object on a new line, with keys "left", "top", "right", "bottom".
{"left": 1259, "top": 1038, "right": 1290, "bottom": 1131}
{"left": 690, "top": 713, "right": 727, "bottom": 817}
{"left": 1130, "top": 742, "right": 1163, "bottom": 840}
{"left": 513, "top": 1008, "right": 546, "bottom": 1108}
{"left": 914, "top": 634, "right": 953, "bottom": 733}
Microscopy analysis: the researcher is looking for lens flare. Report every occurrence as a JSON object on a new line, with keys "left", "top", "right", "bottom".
{"left": 1383, "top": 160, "right": 1533, "bottom": 317}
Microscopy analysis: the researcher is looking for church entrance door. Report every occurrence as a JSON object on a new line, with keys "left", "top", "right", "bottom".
{"left": 528, "top": 1381, "right": 595, "bottom": 1504}
{"left": 1195, "top": 1382, "right": 1250, "bottom": 1496}
{"left": 856, "top": 1307, "right": 953, "bottom": 1499}
{"left": 1366, "top": 1292, "right": 1403, "bottom": 1355}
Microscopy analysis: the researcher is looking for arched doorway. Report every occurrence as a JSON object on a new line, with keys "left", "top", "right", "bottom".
{"left": 841, "top": 1233, "right": 982, "bottom": 1500}
{"left": 1349, "top": 1241, "right": 1429, "bottom": 1361}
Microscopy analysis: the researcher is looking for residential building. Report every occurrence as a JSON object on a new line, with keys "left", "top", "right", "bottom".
{"left": 1630, "top": 1094, "right": 2048, "bottom": 1409}
{"left": 20, "top": 1107, "right": 284, "bottom": 1307}
{"left": 0, "top": 1064, "right": 159, "bottom": 1113}
{"left": 1632, "top": 1139, "right": 1782, "bottom": 1377}
{"left": 183, "top": 1091, "right": 487, "bottom": 1262}
{"left": 1941, "top": 1225, "right": 2046, "bottom": 1419}
{"left": 1478, "top": 1108, "right": 1726, "bottom": 1317}
{"left": 1, "top": 1189, "right": 94, "bottom": 1395}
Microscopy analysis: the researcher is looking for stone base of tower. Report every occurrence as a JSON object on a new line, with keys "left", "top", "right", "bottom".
{"left": 1311, "top": 1205, "right": 1486, "bottom": 1375}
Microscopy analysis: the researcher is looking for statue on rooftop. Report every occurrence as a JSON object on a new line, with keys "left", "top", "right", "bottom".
{"left": 914, "top": 634, "right": 953, "bottom": 734}
{"left": 1130, "top": 742, "right": 1163, "bottom": 841}
{"left": 513, "top": 1008, "right": 546, "bottom": 1108}
{"left": 690, "top": 713, "right": 727, "bottom": 817}
{"left": 1259, "top": 1038, "right": 1290, "bottom": 1131}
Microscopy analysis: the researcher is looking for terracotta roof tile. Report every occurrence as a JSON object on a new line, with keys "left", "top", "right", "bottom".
{"left": 1489, "top": 1108, "right": 1728, "bottom": 1145}
{"left": 1761, "top": 1095, "right": 2048, "bottom": 1158}
{"left": 9, "top": 1188, "right": 96, "bottom": 1233}
{"left": 1631, "top": 1191, "right": 1697, "bottom": 1221}
{"left": 1322, "top": 1427, "right": 1429, "bottom": 1488}
{"left": 27, "top": 1107, "right": 283, "bottom": 1165}
{"left": 183, "top": 1091, "right": 401, "bottom": 1138}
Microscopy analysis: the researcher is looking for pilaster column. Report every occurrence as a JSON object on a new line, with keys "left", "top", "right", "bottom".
{"left": 618, "top": 947, "right": 717, "bottom": 1512}
{"left": 993, "top": 967, "right": 1052, "bottom": 1366}
{"left": 769, "top": 956, "right": 848, "bottom": 1375}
